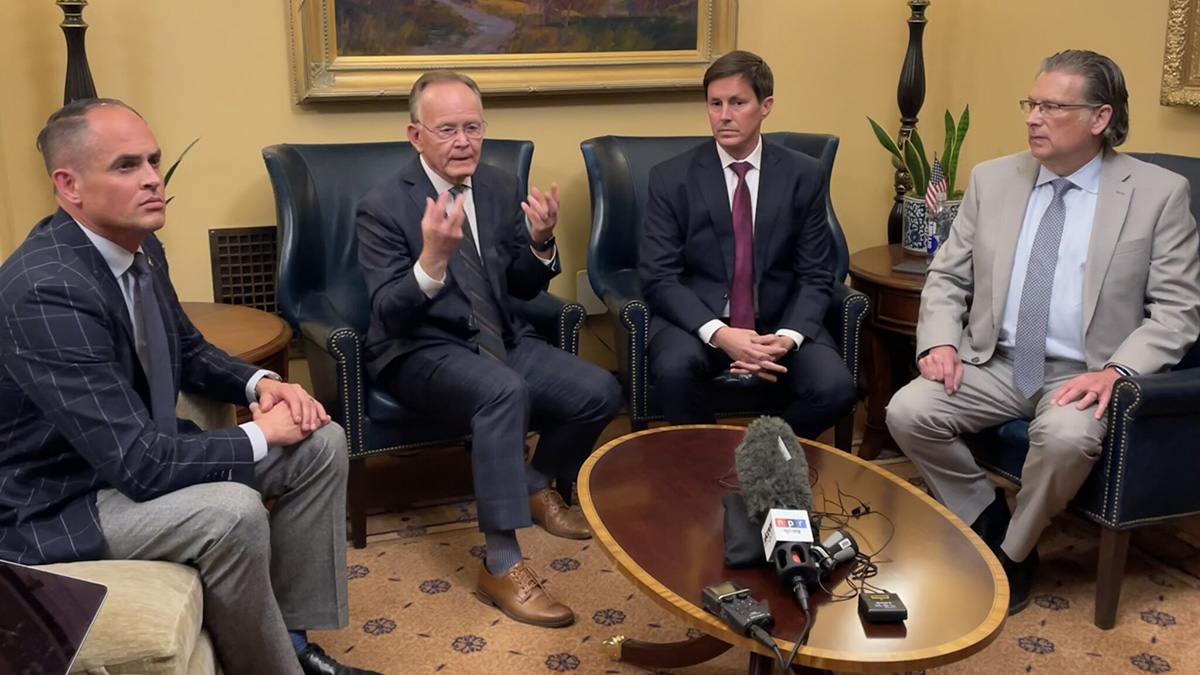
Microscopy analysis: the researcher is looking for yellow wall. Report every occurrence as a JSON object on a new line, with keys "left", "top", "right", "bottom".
{"left": 942, "top": 0, "right": 1200, "bottom": 175}
{"left": 0, "top": 0, "right": 912, "bottom": 301}
{"left": 0, "top": 0, "right": 1196, "bottom": 309}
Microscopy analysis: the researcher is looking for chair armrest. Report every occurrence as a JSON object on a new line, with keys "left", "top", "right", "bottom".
{"left": 599, "top": 269, "right": 650, "bottom": 421}
{"left": 1096, "top": 369, "right": 1200, "bottom": 526}
{"left": 510, "top": 292, "right": 586, "bottom": 356}
{"left": 823, "top": 283, "right": 870, "bottom": 385}
{"left": 294, "top": 297, "right": 364, "bottom": 456}
{"left": 1112, "top": 368, "right": 1200, "bottom": 419}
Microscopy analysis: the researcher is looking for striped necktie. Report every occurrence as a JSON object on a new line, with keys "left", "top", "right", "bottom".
{"left": 450, "top": 185, "right": 507, "bottom": 363}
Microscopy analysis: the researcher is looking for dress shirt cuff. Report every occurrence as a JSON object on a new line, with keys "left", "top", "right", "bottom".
{"left": 239, "top": 422, "right": 269, "bottom": 462}
{"left": 246, "top": 370, "right": 280, "bottom": 405}
{"left": 414, "top": 260, "right": 447, "bottom": 298}
{"left": 775, "top": 329, "right": 805, "bottom": 350}
{"left": 532, "top": 245, "right": 558, "bottom": 265}
{"left": 1105, "top": 362, "right": 1137, "bottom": 377}
{"left": 698, "top": 320, "right": 727, "bottom": 347}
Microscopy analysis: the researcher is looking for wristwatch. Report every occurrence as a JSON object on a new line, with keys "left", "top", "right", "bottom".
{"left": 531, "top": 235, "right": 556, "bottom": 253}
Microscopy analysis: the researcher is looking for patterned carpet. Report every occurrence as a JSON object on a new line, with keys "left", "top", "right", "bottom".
{"left": 309, "top": 453, "right": 1200, "bottom": 675}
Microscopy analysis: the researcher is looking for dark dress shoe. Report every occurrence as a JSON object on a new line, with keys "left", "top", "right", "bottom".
{"left": 998, "top": 547, "right": 1039, "bottom": 615}
{"left": 298, "top": 643, "right": 384, "bottom": 675}
{"left": 970, "top": 487, "right": 1011, "bottom": 551}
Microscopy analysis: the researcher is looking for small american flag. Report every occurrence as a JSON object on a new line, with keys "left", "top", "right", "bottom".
{"left": 926, "top": 155, "right": 949, "bottom": 215}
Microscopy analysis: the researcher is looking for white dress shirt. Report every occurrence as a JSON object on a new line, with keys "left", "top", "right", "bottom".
{"left": 414, "top": 156, "right": 557, "bottom": 297}
{"left": 697, "top": 137, "right": 805, "bottom": 351}
{"left": 77, "top": 223, "right": 273, "bottom": 460}
{"left": 997, "top": 151, "right": 1103, "bottom": 362}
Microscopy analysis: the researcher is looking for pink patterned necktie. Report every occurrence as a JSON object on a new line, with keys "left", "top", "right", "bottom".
{"left": 729, "top": 161, "right": 755, "bottom": 329}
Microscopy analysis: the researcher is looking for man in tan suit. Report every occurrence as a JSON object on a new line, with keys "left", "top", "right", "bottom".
{"left": 887, "top": 50, "right": 1200, "bottom": 614}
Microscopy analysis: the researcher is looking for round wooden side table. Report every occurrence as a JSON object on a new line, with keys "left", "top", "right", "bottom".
{"left": 181, "top": 302, "right": 292, "bottom": 422}
{"left": 848, "top": 244, "right": 928, "bottom": 459}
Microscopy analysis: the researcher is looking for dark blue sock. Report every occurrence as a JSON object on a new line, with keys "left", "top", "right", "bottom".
{"left": 289, "top": 630, "right": 308, "bottom": 655}
{"left": 484, "top": 531, "right": 523, "bottom": 576}
{"left": 526, "top": 465, "right": 552, "bottom": 495}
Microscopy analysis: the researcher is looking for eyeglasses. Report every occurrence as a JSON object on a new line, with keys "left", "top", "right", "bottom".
{"left": 1019, "top": 99, "right": 1101, "bottom": 116}
{"left": 420, "top": 121, "right": 487, "bottom": 141}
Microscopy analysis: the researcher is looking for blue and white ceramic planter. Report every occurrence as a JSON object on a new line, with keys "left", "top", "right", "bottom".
{"left": 902, "top": 195, "right": 962, "bottom": 256}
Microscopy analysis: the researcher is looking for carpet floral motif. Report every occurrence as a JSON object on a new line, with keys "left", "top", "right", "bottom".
{"left": 451, "top": 635, "right": 486, "bottom": 654}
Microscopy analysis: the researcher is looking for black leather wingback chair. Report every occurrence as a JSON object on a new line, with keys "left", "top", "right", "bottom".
{"left": 581, "top": 133, "right": 867, "bottom": 450}
{"left": 966, "top": 152, "right": 1200, "bottom": 629}
{"left": 263, "top": 141, "right": 586, "bottom": 548}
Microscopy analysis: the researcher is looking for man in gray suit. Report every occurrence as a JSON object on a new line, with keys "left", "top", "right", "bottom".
{"left": 887, "top": 50, "right": 1200, "bottom": 614}
{"left": 0, "top": 99, "right": 376, "bottom": 675}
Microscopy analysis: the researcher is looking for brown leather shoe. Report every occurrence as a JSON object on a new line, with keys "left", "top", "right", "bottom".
{"left": 530, "top": 487, "right": 592, "bottom": 540}
{"left": 475, "top": 561, "right": 575, "bottom": 628}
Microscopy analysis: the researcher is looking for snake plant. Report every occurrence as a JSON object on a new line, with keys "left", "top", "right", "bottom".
{"left": 868, "top": 106, "right": 970, "bottom": 199}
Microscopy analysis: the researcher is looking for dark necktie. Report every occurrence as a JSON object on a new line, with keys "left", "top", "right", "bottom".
{"left": 729, "top": 161, "right": 755, "bottom": 329}
{"left": 450, "top": 185, "right": 508, "bottom": 363}
{"left": 1012, "top": 178, "right": 1077, "bottom": 399}
{"left": 130, "top": 252, "right": 177, "bottom": 433}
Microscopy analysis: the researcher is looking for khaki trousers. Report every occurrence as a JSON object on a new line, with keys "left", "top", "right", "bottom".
{"left": 886, "top": 350, "right": 1106, "bottom": 560}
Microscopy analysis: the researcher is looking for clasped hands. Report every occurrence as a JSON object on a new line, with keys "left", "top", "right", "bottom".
{"left": 417, "top": 184, "right": 561, "bottom": 279}
{"left": 918, "top": 345, "right": 1122, "bottom": 419}
{"left": 712, "top": 327, "right": 795, "bottom": 383}
{"left": 250, "top": 378, "right": 331, "bottom": 447}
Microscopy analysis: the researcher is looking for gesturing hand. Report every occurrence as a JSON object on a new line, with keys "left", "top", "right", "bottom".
{"left": 418, "top": 191, "right": 466, "bottom": 279}
{"left": 522, "top": 183, "right": 560, "bottom": 245}
{"left": 918, "top": 345, "right": 963, "bottom": 395}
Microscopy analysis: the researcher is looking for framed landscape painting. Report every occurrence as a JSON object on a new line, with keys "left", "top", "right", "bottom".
{"left": 1162, "top": 0, "right": 1200, "bottom": 108}
{"left": 286, "top": 0, "right": 736, "bottom": 102}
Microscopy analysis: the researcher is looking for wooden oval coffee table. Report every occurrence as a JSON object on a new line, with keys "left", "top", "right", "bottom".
{"left": 578, "top": 426, "right": 1007, "bottom": 674}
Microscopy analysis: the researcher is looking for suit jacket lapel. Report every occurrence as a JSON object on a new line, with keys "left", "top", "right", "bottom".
{"left": 1083, "top": 151, "right": 1133, "bottom": 332}
{"left": 54, "top": 211, "right": 137, "bottom": 345}
{"left": 753, "top": 144, "right": 786, "bottom": 283}
{"left": 991, "top": 153, "right": 1040, "bottom": 329}
{"left": 696, "top": 144, "right": 736, "bottom": 283}
{"left": 469, "top": 172, "right": 507, "bottom": 298}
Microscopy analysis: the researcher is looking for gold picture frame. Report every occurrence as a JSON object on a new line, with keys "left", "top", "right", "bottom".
{"left": 285, "top": 0, "right": 738, "bottom": 103}
{"left": 1162, "top": 0, "right": 1200, "bottom": 108}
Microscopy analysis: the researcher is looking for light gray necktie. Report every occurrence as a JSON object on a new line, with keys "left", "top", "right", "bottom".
{"left": 1012, "top": 178, "right": 1077, "bottom": 399}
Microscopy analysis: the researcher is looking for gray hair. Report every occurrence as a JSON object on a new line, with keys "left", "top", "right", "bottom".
{"left": 36, "top": 98, "right": 142, "bottom": 174}
{"left": 408, "top": 70, "right": 483, "bottom": 124}
{"left": 1040, "top": 50, "right": 1129, "bottom": 148}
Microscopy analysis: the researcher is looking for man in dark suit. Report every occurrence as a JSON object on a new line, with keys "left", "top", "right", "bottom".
{"left": 356, "top": 71, "right": 621, "bottom": 628}
{"left": 0, "top": 99, "right": 376, "bottom": 675}
{"left": 639, "top": 51, "right": 855, "bottom": 438}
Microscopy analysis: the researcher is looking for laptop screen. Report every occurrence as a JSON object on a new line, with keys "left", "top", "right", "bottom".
{"left": 0, "top": 560, "right": 107, "bottom": 675}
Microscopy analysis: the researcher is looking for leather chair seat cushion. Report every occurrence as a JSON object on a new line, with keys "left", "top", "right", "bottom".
{"left": 39, "top": 560, "right": 210, "bottom": 675}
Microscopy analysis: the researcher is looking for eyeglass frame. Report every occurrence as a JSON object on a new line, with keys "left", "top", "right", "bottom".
{"left": 417, "top": 120, "right": 488, "bottom": 141}
{"left": 1019, "top": 99, "right": 1103, "bottom": 116}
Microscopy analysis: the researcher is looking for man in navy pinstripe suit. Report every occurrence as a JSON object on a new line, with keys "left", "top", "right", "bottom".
{"left": 0, "top": 100, "right": 379, "bottom": 675}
